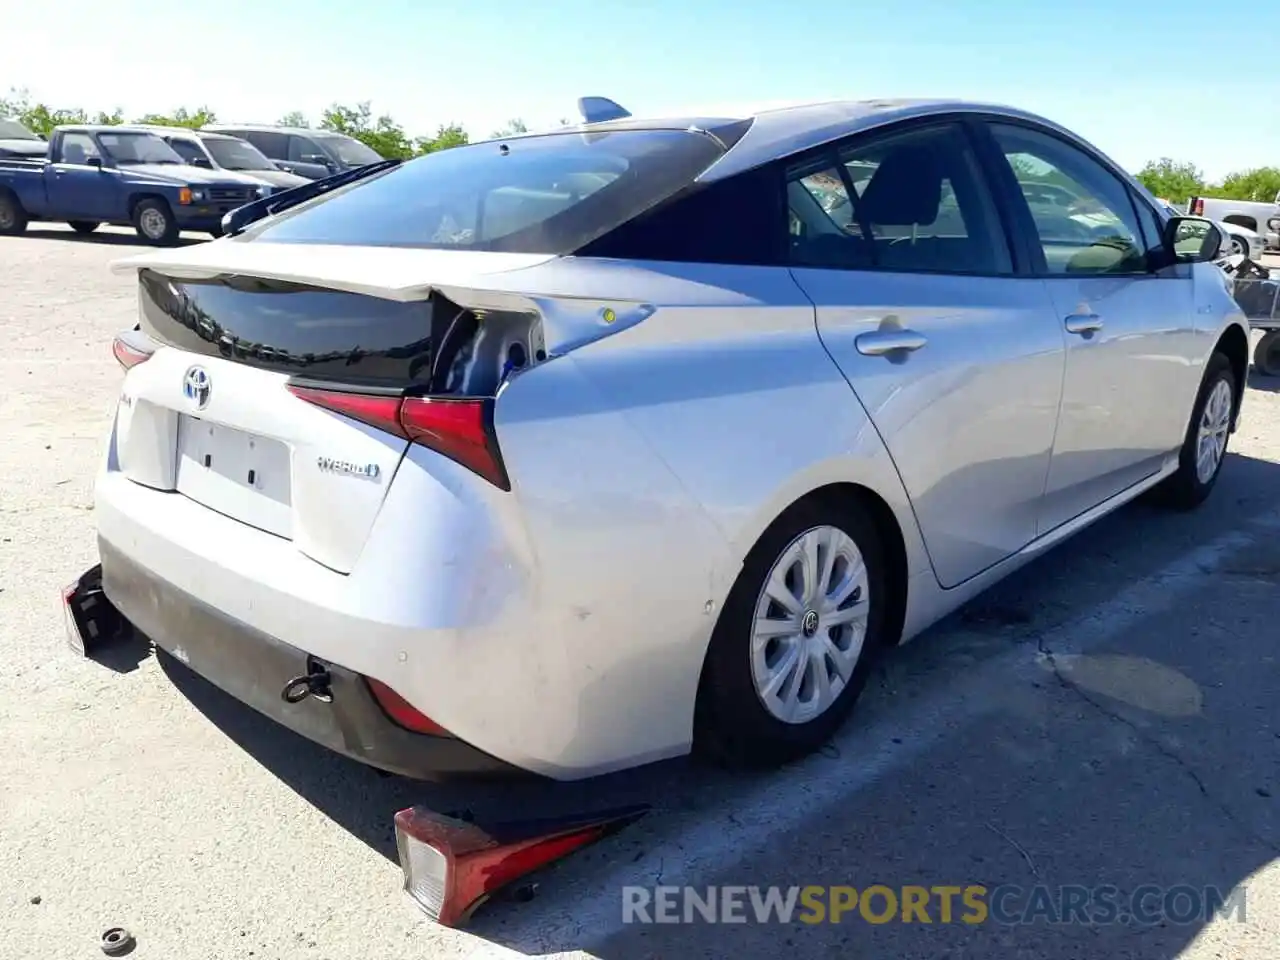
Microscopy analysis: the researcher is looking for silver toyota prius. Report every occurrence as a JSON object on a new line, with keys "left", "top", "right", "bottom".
{"left": 95, "top": 97, "right": 1249, "bottom": 781}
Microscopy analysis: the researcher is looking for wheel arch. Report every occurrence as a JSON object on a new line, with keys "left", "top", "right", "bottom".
{"left": 1222, "top": 214, "right": 1258, "bottom": 233}
{"left": 1213, "top": 321, "right": 1250, "bottom": 428}
{"left": 127, "top": 192, "right": 171, "bottom": 219}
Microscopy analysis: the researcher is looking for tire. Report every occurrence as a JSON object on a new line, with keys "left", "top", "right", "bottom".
{"left": 1152, "top": 351, "right": 1236, "bottom": 510}
{"left": 132, "top": 199, "right": 178, "bottom": 245}
{"left": 0, "top": 191, "right": 28, "bottom": 235}
{"left": 68, "top": 220, "right": 100, "bottom": 235}
{"left": 1229, "top": 233, "right": 1249, "bottom": 258}
{"left": 694, "top": 496, "right": 891, "bottom": 769}
{"left": 1254, "top": 330, "right": 1280, "bottom": 378}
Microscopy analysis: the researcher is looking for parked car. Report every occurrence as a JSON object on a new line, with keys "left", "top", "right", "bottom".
{"left": 201, "top": 124, "right": 383, "bottom": 180}
{"left": 1189, "top": 193, "right": 1280, "bottom": 251}
{"left": 91, "top": 98, "right": 1245, "bottom": 783}
{"left": 1157, "top": 198, "right": 1264, "bottom": 260}
{"left": 0, "top": 125, "right": 272, "bottom": 242}
{"left": 138, "top": 126, "right": 309, "bottom": 192}
{"left": 0, "top": 118, "right": 47, "bottom": 159}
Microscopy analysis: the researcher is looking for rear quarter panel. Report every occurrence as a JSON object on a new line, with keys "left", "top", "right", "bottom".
{"left": 488, "top": 259, "right": 927, "bottom": 774}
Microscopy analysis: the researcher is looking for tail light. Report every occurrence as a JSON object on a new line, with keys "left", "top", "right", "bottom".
{"left": 286, "top": 384, "right": 510, "bottom": 490}
{"left": 394, "top": 804, "right": 650, "bottom": 927}
{"left": 367, "top": 678, "right": 452, "bottom": 737}
{"left": 1192, "top": 197, "right": 1204, "bottom": 216}
{"left": 112, "top": 332, "right": 155, "bottom": 370}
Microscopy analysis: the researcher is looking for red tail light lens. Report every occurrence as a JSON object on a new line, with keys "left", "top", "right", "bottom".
{"left": 1192, "top": 197, "right": 1204, "bottom": 215}
{"left": 112, "top": 336, "right": 153, "bottom": 370}
{"left": 393, "top": 804, "right": 650, "bottom": 927}
{"left": 367, "top": 678, "right": 451, "bottom": 737}
{"left": 286, "top": 385, "right": 510, "bottom": 490}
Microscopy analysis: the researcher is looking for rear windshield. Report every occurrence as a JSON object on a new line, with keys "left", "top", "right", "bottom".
{"left": 247, "top": 128, "right": 727, "bottom": 253}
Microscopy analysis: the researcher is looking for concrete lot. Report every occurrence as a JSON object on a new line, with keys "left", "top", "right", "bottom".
{"left": 2, "top": 226, "right": 1279, "bottom": 960}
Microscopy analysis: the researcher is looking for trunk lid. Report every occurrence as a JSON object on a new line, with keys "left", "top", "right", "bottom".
{"left": 111, "top": 242, "right": 596, "bottom": 575}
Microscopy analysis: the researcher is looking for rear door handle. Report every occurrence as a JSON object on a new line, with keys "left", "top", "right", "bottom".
{"left": 855, "top": 329, "right": 928, "bottom": 356}
{"left": 1064, "top": 313, "right": 1104, "bottom": 335}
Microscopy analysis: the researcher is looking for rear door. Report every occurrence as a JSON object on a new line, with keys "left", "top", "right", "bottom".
{"left": 979, "top": 121, "right": 1200, "bottom": 533}
{"left": 787, "top": 119, "right": 1067, "bottom": 589}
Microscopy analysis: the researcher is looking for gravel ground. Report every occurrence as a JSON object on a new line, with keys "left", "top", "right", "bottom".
{"left": 2, "top": 226, "right": 1279, "bottom": 960}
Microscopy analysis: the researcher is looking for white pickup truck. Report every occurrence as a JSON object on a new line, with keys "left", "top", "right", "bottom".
{"left": 1188, "top": 192, "right": 1280, "bottom": 250}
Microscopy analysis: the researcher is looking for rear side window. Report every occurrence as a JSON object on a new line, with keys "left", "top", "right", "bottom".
{"left": 787, "top": 123, "right": 1012, "bottom": 275}
{"left": 248, "top": 129, "right": 726, "bottom": 254}
{"left": 244, "top": 131, "right": 287, "bottom": 158}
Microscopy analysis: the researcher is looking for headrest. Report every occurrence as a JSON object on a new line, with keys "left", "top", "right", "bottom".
{"left": 857, "top": 144, "right": 945, "bottom": 227}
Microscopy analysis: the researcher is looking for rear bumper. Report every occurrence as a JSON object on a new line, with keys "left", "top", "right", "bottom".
{"left": 99, "top": 537, "right": 527, "bottom": 781}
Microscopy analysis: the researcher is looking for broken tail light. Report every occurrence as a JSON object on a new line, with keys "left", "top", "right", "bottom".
{"left": 112, "top": 331, "right": 156, "bottom": 370}
{"left": 287, "top": 384, "right": 510, "bottom": 490}
{"left": 393, "top": 804, "right": 650, "bottom": 927}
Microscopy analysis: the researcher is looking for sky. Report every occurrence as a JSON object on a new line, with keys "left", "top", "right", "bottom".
{"left": 3, "top": 0, "right": 1275, "bottom": 181}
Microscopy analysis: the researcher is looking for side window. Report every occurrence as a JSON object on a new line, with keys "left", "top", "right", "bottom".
{"left": 787, "top": 123, "right": 1012, "bottom": 275}
{"left": 59, "top": 133, "right": 100, "bottom": 165}
{"left": 167, "top": 138, "right": 206, "bottom": 165}
{"left": 246, "top": 132, "right": 286, "bottom": 159}
{"left": 288, "top": 136, "right": 323, "bottom": 162}
{"left": 988, "top": 123, "right": 1148, "bottom": 276}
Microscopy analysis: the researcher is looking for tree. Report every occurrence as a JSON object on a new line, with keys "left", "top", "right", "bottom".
{"left": 134, "top": 106, "right": 216, "bottom": 129}
{"left": 415, "top": 123, "right": 469, "bottom": 155}
{"left": 1, "top": 87, "right": 124, "bottom": 136}
{"left": 1134, "top": 158, "right": 1206, "bottom": 204}
{"left": 278, "top": 110, "right": 308, "bottom": 127}
{"left": 319, "top": 101, "right": 416, "bottom": 160}
{"left": 1215, "top": 167, "right": 1280, "bottom": 203}
{"left": 492, "top": 118, "right": 529, "bottom": 138}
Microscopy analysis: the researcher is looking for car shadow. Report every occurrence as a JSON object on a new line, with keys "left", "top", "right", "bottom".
{"left": 19, "top": 228, "right": 203, "bottom": 247}
{"left": 1247, "top": 367, "right": 1280, "bottom": 394}
{"left": 156, "top": 450, "right": 1280, "bottom": 958}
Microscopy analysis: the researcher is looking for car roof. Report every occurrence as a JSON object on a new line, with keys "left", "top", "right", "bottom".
{"left": 540, "top": 97, "right": 1095, "bottom": 183}
{"left": 132, "top": 124, "right": 238, "bottom": 140}
{"left": 203, "top": 124, "right": 342, "bottom": 137}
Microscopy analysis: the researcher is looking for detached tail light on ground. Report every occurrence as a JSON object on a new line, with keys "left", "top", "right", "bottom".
{"left": 394, "top": 804, "right": 650, "bottom": 927}
{"left": 287, "top": 385, "right": 509, "bottom": 490}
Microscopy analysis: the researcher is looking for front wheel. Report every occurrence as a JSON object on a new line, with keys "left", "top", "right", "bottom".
{"left": 694, "top": 497, "right": 891, "bottom": 769}
{"left": 132, "top": 199, "right": 178, "bottom": 245}
{"left": 1229, "top": 234, "right": 1250, "bottom": 258}
{"left": 1152, "top": 351, "right": 1236, "bottom": 510}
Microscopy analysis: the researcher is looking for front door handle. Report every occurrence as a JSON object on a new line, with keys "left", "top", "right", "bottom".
{"left": 855, "top": 329, "right": 928, "bottom": 356}
{"left": 1064, "top": 313, "right": 1104, "bottom": 335}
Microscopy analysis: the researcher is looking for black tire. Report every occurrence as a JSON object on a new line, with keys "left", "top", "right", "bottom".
{"left": 132, "top": 198, "right": 178, "bottom": 245}
{"left": 1151, "top": 351, "right": 1236, "bottom": 510}
{"left": 68, "top": 220, "right": 100, "bottom": 235}
{"left": 1254, "top": 330, "right": 1280, "bottom": 377}
{"left": 694, "top": 496, "right": 892, "bottom": 769}
{"left": 1229, "top": 233, "right": 1250, "bottom": 258}
{"left": 0, "top": 191, "right": 28, "bottom": 235}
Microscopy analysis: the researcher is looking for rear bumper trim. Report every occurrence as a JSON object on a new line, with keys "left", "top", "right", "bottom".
{"left": 98, "top": 537, "right": 531, "bottom": 781}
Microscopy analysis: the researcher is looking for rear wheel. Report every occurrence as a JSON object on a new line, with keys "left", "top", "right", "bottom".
{"left": 1152, "top": 351, "right": 1236, "bottom": 510}
{"left": 1229, "top": 233, "right": 1250, "bottom": 258}
{"left": 132, "top": 199, "right": 178, "bottom": 245}
{"left": 68, "top": 220, "right": 100, "bottom": 235}
{"left": 1255, "top": 330, "right": 1280, "bottom": 377}
{"left": 694, "top": 497, "right": 891, "bottom": 768}
{"left": 0, "top": 192, "right": 28, "bottom": 235}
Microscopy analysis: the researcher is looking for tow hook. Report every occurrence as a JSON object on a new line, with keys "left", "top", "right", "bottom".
{"left": 281, "top": 657, "right": 333, "bottom": 704}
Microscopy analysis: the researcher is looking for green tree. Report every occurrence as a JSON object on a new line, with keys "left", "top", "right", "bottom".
{"left": 415, "top": 123, "right": 469, "bottom": 155}
{"left": 133, "top": 106, "right": 217, "bottom": 129}
{"left": 1134, "top": 158, "right": 1205, "bottom": 204}
{"left": 319, "top": 101, "right": 415, "bottom": 160}
{"left": 492, "top": 118, "right": 529, "bottom": 138}
{"left": 1214, "top": 166, "right": 1280, "bottom": 203}
{"left": 1, "top": 87, "right": 117, "bottom": 136}
{"left": 278, "top": 110, "right": 308, "bottom": 127}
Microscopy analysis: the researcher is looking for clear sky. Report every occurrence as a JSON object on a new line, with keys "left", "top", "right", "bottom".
{"left": 4, "top": 0, "right": 1274, "bottom": 180}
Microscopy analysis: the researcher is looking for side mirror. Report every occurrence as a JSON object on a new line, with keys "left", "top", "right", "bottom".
{"left": 1165, "top": 216, "right": 1222, "bottom": 263}
{"left": 86, "top": 156, "right": 103, "bottom": 169}
{"left": 190, "top": 156, "right": 213, "bottom": 168}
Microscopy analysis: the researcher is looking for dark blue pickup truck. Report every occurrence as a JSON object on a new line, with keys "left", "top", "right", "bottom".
{"left": 0, "top": 125, "right": 273, "bottom": 243}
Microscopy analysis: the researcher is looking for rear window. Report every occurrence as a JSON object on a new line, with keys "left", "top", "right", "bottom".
{"left": 246, "top": 128, "right": 727, "bottom": 253}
